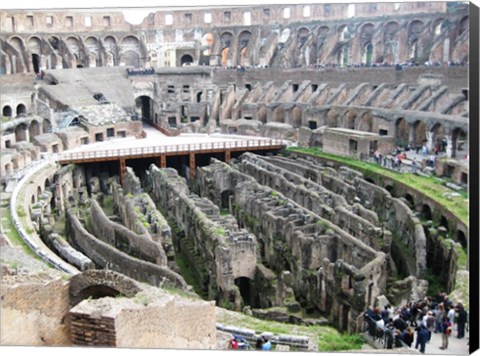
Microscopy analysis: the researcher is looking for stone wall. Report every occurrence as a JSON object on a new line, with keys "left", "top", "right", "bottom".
{"left": 66, "top": 209, "right": 187, "bottom": 289}
{"left": 195, "top": 158, "right": 387, "bottom": 332}
{"left": 146, "top": 165, "right": 257, "bottom": 308}
{"left": 1, "top": 278, "right": 70, "bottom": 346}
{"left": 89, "top": 199, "right": 167, "bottom": 266}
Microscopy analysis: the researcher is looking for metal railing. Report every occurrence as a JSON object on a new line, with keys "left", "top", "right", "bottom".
{"left": 55, "top": 139, "right": 284, "bottom": 162}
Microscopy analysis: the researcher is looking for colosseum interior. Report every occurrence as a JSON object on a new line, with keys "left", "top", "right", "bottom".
{"left": 0, "top": 1, "right": 474, "bottom": 352}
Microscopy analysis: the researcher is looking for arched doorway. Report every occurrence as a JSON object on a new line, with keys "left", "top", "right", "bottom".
{"left": 15, "top": 123, "right": 28, "bottom": 142}
{"left": 32, "top": 53, "right": 41, "bottom": 73}
{"left": 272, "top": 107, "right": 285, "bottom": 123}
{"left": 16, "top": 104, "right": 27, "bottom": 117}
{"left": 29, "top": 120, "right": 41, "bottom": 141}
{"left": 421, "top": 204, "right": 432, "bottom": 221}
{"left": 451, "top": 127, "right": 467, "bottom": 158}
{"left": 234, "top": 277, "right": 252, "bottom": 306}
{"left": 326, "top": 109, "right": 339, "bottom": 127}
{"left": 2, "top": 105, "right": 12, "bottom": 117}
{"left": 413, "top": 121, "right": 427, "bottom": 147}
{"left": 357, "top": 112, "right": 373, "bottom": 132}
{"left": 220, "top": 32, "right": 233, "bottom": 67}
{"left": 291, "top": 107, "right": 303, "bottom": 128}
{"left": 120, "top": 50, "right": 140, "bottom": 68}
{"left": 43, "top": 119, "right": 52, "bottom": 133}
{"left": 257, "top": 107, "right": 268, "bottom": 124}
{"left": 180, "top": 54, "right": 193, "bottom": 66}
{"left": 395, "top": 118, "right": 409, "bottom": 146}
{"left": 135, "top": 96, "right": 154, "bottom": 122}
{"left": 345, "top": 111, "right": 356, "bottom": 130}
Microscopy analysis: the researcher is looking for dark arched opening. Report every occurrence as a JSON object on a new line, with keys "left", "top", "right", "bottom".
{"left": 421, "top": 204, "right": 432, "bottom": 221}
{"left": 2, "top": 106, "right": 12, "bottom": 117}
{"left": 220, "top": 190, "right": 233, "bottom": 210}
{"left": 15, "top": 123, "right": 28, "bottom": 142}
{"left": 135, "top": 96, "right": 154, "bottom": 123}
{"left": 404, "top": 193, "right": 415, "bottom": 209}
{"left": 439, "top": 216, "right": 449, "bottom": 230}
{"left": 32, "top": 53, "right": 40, "bottom": 73}
{"left": 234, "top": 277, "right": 252, "bottom": 307}
{"left": 181, "top": 54, "right": 194, "bottom": 66}
{"left": 395, "top": 118, "right": 409, "bottom": 147}
{"left": 43, "top": 119, "right": 52, "bottom": 133}
{"left": 385, "top": 185, "right": 394, "bottom": 196}
{"left": 16, "top": 104, "right": 27, "bottom": 117}
{"left": 457, "top": 230, "right": 467, "bottom": 248}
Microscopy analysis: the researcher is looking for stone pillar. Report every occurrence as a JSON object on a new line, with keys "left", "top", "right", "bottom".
{"left": 446, "top": 136, "right": 453, "bottom": 158}
{"left": 189, "top": 152, "right": 196, "bottom": 180}
{"left": 443, "top": 38, "right": 450, "bottom": 63}
{"left": 426, "top": 131, "right": 434, "bottom": 151}
{"left": 119, "top": 158, "right": 126, "bottom": 186}
{"left": 408, "top": 123, "right": 415, "bottom": 145}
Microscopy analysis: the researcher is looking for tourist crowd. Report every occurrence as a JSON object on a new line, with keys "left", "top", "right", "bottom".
{"left": 365, "top": 291, "right": 468, "bottom": 353}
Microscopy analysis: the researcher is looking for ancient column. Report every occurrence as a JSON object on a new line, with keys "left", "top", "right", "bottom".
{"left": 426, "top": 131, "right": 434, "bottom": 151}
{"left": 446, "top": 136, "right": 453, "bottom": 158}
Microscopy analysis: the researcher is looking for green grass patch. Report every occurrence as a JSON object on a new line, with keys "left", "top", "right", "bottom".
{"left": 216, "top": 309, "right": 365, "bottom": 351}
{"left": 287, "top": 147, "right": 468, "bottom": 225}
{"left": 317, "top": 332, "right": 365, "bottom": 351}
{"left": 174, "top": 253, "right": 205, "bottom": 297}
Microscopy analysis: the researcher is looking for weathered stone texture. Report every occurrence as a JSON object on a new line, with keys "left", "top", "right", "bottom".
{"left": 1, "top": 278, "right": 70, "bottom": 346}
{"left": 66, "top": 209, "right": 187, "bottom": 289}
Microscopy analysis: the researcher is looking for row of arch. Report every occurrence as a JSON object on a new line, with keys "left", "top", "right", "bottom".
{"left": 238, "top": 104, "right": 467, "bottom": 157}
{"left": 2, "top": 12, "right": 468, "bottom": 73}
{"left": 2, "top": 103, "right": 26, "bottom": 117}
{"left": 4, "top": 118, "right": 52, "bottom": 144}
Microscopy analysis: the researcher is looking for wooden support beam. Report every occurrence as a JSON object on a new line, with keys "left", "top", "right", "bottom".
{"left": 119, "top": 158, "right": 126, "bottom": 186}
{"left": 160, "top": 153, "right": 167, "bottom": 168}
{"left": 225, "top": 150, "right": 231, "bottom": 163}
{"left": 189, "top": 152, "right": 196, "bottom": 180}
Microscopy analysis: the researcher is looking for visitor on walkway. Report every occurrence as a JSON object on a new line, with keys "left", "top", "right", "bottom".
{"left": 440, "top": 315, "right": 452, "bottom": 350}
{"left": 456, "top": 304, "right": 468, "bottom": 339}
{"left": 415, "top": 324, "right": 429, "bottom": 353}
{"left": 434, "top": 303, "right": 445, "bottom": 333}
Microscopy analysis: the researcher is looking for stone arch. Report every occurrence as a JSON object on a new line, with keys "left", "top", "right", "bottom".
{"left": 451, "top": 127, "right": 467, "bottom": 158}
{"left": 48, "top": 36, "right": 60, "bottom": 51}
{"left": 69, "top": 270, "right": 142, "bottom": 307}
{"left": 394, "top": 117, "right": 409, "bottom": 146}
{"left": 430, "top": 123, "right": 446, "bottom": 150}
{"left": 360, "top": 23, "right": 375, "bottom": 65}
{"left": 104, "top": 35, "right": 118, "bottom": 46}
{"left": 85, "top": 36, "right": 98, "bottom": 47}
{"left": 345, "top": 110, "right": 357, "bottom": 129}
{"left": 200, "top": 32, "right": 214, "bottom": 65}
{"left": 291, "top": 107, "right": 303, "bottom": 128}
{"left": 257, "top": 106, "right": 268, "bottom": 124}
{"left": 296, "top": 27, "right": 310, "bottom": 48}
{"left": 357, "top": 112, "right": 373, "bottom": 132}
{"left": 234, "top": 277, "right": 253, "bottom": 306}
{"left": 37, "top": 185, "right": 43, "bottom": 199}
{"left": 421, "top": 204, "right": 432, "bottom": 221}
{"left": 9, "top": 36, "right": 24, "bottom": 52}
{"left": 383, "top": 21, "right": 400, "bottom": 64}
{"left": 120, "top": 50, "right": 140, "bottom": 68}
{"left": 316, "top": 26, "right": 330, "bottom": 61}
{"left": 2, "top": 105, "right": 13, "bottom": 117}
{"left": 42, "top": 119, "right": 52, "bottom": 133}
{"left": 385, "top": 185, "right": 394, "bottom": 196}
{"left": 326, "top": 109, "right": 339, "bottom": 127}
{"left": 31, "top": 194, "right": 36, "bottom": 204}
{"left": 16, "top": 104, "right": 27, "bottom": 117}
{"left": 135, "top": 95, "right": 155, "bottom": 122}
{"left": 180, "top": 54, "right": 194, "bottom": 66}
{"left": 15, "top": 123, "right": 28, "bottom": 142}
{"left": 413, "top": 120, "right": 427, "bottom": 147}
{"left": 121, "top": 35, "right": 140, "bottom": 46}
{"left": 29, "top": 120, "right": 41, "bottom": 141}
{"left": 27, "top": 36, "right": 42, "bottom": 54}
{"left": 272, "top": 107, "right": 285, "bottom": 123}
{"left": 408, "top": 20, "right": 424, "bottom": 62}
{"left": 238, "top": 30, "right": 252, "bottom": 66}
{"left": 220, "top": 190, "right": 233, "bottom": 210}
{"left": 439, "top": 215, "right": 449, "bottom": 231}
{"left": 220, "top": 32, "right": 233, "bottom": 67}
